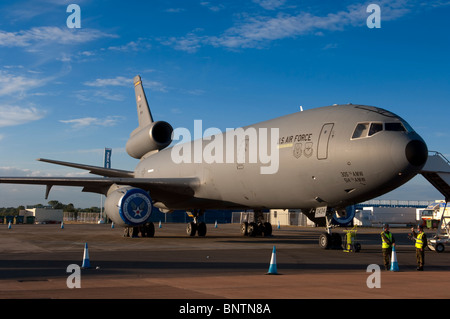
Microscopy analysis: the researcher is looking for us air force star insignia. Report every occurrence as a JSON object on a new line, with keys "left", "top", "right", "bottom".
{"left": 130, "top": 199, "right": 146, "bottom": 218}
{"left": 122, "top": 191, "right": 152, "bottom": 225}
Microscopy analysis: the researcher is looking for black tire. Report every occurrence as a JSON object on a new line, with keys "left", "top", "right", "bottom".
{"left": 247, "top": 222, "right": 258, "bottom": 237}
{"left": 331, "top": 233, "right": 342, "bottom": 249}
{"left": 131, "top": 226, "right": 139, "bottom": 238}
{"left": 197, "top": 222, "right": 207, "bottom": 237}
{"left": 319, "top": 233, "right": 331, "bottom": 249}
{"left": 263, "top": 222, "right": 273, "bottom": 237}
{"left": 436, "top": 243, "right": 445, "bottom": 253}
{"left": 240, "top": 222, "right": 249, "bottom": 236}
{"left": 186, "top": 222, "right": 197, "bottom": 236}
{"left": 144, "top": 222, "right": 155, "bottom": 238}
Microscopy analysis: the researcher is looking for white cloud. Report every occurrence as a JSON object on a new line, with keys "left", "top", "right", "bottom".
{"left": 83, "top": 76, "right": 167, "bottom": 92}
{"left": 108, "top": 38, "right": 151, "bottom": 52}
{"left": 59, "top": 116, "right": 124, "bottom": 129}
{"left": 164, "top": 0, "right": 414, "bottom": 52}
{"left": 83, "top": 76, "right": 131, "bottom": 87}
{"left": 200, "top": 2, "right": 225, "bottom": 12}
{"left": 0, "top": 70, "right": 47, "bottom": 96}
{"left": 253, "top": 0, "right": 286, "bottom": 10}
{"left": 0, "top": 26, "right": 116, "bottom": 48}
{"left": 0, "top": 105, "right": 46, "bottom": 127}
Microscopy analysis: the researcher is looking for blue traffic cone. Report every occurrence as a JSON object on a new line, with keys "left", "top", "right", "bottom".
{"left": 7, "top": 221, "right": 11, "bottom": 229}
{"left": 81, "top": 243, "right": 91, "bottom": 269}
{"left": 214, "top": 220, "right": 218, "bottom": 228}
{"left": 390, "top": 246, "right": 399, "bottom": 272}
{"left": 111, "top": 222, "right": 114, "bottom": 229}
{"left": 266, "top": 246, "right": 278, "bottom": 275}
{"left": 159, "top": 220, "right": 162, "bottom": 228}
{"left": 277, "top": 220, "right": 280, "bottom": 229}
{"left": 60, "top": 221, "right": 64, "bottom": 229}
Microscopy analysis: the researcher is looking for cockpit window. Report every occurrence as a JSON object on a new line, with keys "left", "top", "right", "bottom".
{"left": 352, "top": 122, "right": 383, "bottom": 139}
{"left": 352, "top": 121, "right": 411, "bottom": 140}
{"left": 385, "top": 122, "right": 406, "bottom": 132}
{"left": 369, "top": 123, "right": 383, "bottom": 136}
{"left": 352, "top": 123, "right": 369, "bottom": 139}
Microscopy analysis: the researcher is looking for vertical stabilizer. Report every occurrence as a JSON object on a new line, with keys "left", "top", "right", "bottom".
{"left": 133, "top": 75, "right": 154, "bottom": 127}
{"left": 126, "top": 75, "right": 173, "bottom": 159}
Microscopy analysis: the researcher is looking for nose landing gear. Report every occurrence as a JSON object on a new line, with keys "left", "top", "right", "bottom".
{"left": 186, "top": 209, "right": 207, "bottom": 237}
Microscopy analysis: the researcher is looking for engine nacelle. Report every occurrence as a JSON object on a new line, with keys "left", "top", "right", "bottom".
{"left": 126, "top": 121, "right": 173, "bottom": 159}
{"left": 105, "top": 187, "right": 153, "bottom": 227}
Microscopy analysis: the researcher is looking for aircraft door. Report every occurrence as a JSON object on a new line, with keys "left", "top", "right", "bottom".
{"left": 317, "top": 123, "right": 334, "bottom": 160}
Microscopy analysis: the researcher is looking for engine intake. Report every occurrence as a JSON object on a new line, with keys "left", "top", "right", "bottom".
{"left": 105, "top": 187, "right": 153, "bottom": 227}
{"left": 126, "top": 121, "right": 173, "bottom": 159}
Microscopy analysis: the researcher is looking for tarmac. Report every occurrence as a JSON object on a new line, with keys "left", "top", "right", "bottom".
{"left": 1, "top": 222, "right": 450, "bottom": 303}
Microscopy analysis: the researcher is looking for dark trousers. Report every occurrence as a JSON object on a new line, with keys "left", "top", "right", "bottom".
{"left": 382, "top": 248, "right": 392, "bottom": 270}
{"left": 416, "top": 248, "right": 425, "bottom": 269}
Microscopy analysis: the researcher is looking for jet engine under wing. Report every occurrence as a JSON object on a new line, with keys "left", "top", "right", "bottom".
{"left": 37, "top": 158, "right": 134, "bottom": 178}
{"left": 0, "top": 176, "right": 199, "bottom": 199}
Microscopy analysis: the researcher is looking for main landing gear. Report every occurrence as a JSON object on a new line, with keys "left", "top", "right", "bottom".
{"left": 186, "top": 209, "right": 207, "bottom": 237}
{"left": 240, "top": 210, "right": 273, "bottom": 237}
{"left": 123, "top": 222, "right": 155, "bottom": 238}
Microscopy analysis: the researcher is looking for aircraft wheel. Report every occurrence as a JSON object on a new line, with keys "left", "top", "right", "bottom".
{"left": 240, "top": 222, "right": 248, "bottom": 236}
{"left": 197, "top": 222, "right": 207, "bottom": 237}
{"left": 263, "top": 222, "right": 272, "bottom": 237}
{"left": 247, "top": 222, "right": 258, "bottom": 237}
{"left": 319, "top": 233, "right": 331, "bottom": 249}
{"left": 131, "top": 226, "right": 139, "bottom": 238}
{"left": 186, "top": 222, "right": 197, "bottom": 236}
{"left": 143, "top": 222, "right": 155, "bottom": 238}
{"left": 331, "top": 233, "right": 342, "bottom": 249}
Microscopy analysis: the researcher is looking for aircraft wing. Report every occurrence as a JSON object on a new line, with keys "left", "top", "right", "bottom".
{"left": 36, "top": 158, "right": 134, "bottom": 178}
{"left": 0, "top": 177, "right": 199, "bottom": 199}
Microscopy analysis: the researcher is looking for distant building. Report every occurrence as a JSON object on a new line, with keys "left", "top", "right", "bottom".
{"left": 20, "top": 207, "right": 63, "bottom": 224}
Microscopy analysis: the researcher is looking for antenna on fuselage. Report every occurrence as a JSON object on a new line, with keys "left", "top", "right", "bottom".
{"left": 299, "top": 105, "right": 303, "bottom": 112}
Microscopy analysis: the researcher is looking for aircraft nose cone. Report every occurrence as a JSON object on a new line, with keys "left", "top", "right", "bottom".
{"left": 405, "top": 139, "right": 428, "bottom": 167}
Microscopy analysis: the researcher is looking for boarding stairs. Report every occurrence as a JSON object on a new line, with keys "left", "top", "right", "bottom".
{"left": 421, "top": 151, "right": 450, "bottom": 202}
{"left": 421, "top": 152, "right": 450, "bottom": 248}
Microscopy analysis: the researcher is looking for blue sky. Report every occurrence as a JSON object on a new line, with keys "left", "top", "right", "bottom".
{"left": 0, "top": 0, "right": 449, "bottom": 208}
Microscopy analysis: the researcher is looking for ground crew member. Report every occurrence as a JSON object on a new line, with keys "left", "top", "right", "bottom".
{"left": 381, "top": 224, "right": 395, "bottom": 270}
{"left": 411, "top": 224, "right": 427, "bottom": 271}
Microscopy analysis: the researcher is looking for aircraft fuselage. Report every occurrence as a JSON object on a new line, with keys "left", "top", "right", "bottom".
{"left": 134, "top": 104, "right": 428, "bottom": 212}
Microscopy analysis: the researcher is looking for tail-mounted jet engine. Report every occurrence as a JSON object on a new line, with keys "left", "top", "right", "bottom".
{"left": 126, "top": 121, "right": 173, "bottom": 159}
{"left": 104, "top": 186, "right": 153, "bottom": 227}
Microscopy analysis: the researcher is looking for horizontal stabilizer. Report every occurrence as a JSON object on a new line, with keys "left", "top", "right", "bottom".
{"left": 37, "top": 158, "right": 134, "bottom": 178}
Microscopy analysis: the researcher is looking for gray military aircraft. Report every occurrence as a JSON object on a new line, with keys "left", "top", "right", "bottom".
{"left": 0, "top": 75, "right": 428, "bottom": 248}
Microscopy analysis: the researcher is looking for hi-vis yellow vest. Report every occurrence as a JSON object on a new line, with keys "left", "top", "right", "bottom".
{"left": 415, "top": 233, "right": 424, "bottom": 249}
{"left": 381, "top": 232, "right": 392, "bottom": 249}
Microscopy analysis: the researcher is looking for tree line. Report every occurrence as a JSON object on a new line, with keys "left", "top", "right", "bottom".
{"left": 0, "top": 200, "right": 102, "bottom": 216}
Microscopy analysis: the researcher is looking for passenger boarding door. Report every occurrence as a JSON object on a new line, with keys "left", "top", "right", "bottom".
{"left": 317, "top": 123, "right": 334, "bottom": 160}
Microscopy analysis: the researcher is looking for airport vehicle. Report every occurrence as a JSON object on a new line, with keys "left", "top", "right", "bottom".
{"left": 0, "top": 75, "right": 429, "bottom": 247}
{"left": 419, "top": 200, "right": 449, "bottom": 229}
{"left": 428, "top": 201, "right": 450, "bottom": 253}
